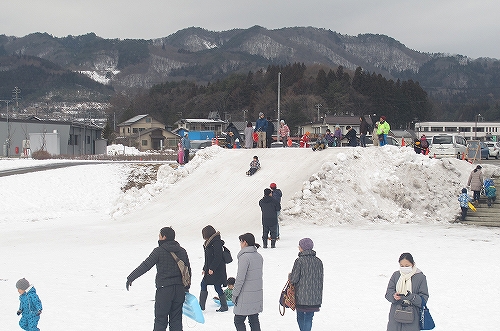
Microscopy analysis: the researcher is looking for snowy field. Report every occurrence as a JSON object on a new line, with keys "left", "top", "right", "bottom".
{"left": 1, "top": 145, "right": 499, "bottom": 331}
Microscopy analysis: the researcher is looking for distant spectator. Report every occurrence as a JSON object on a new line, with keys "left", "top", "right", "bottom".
{"left": 300, "top": 132, "right": 310, "bottom": 148}
{"left": 333, "top": 126, "right": 342, "bottom": 147}
{"left": 226, "top": 122, "right": 243, "bottom": 148}
{"left": 265, "top": 117, "right": 275, "bottom": 148}
{"left": 359, "top": 116, "right": 369, "bottom": 147}
{"left": 278, "top": 120, "right": 290, "bottom": 147}
{"left": 377, "top": 116, "right": 391, "bottom": 146}
{"left": 325, "top": 129, "right": 335, "bottom": 147}
{"left": 181, "top": 133, "right": 191, "bottom": 164}
{"left": 342, "top": 126, "right": 358, "bottom": 147}
{"left": 254, "top": 113, "right": 268, "bottom": 148}
{"left": 244, "top": 122, "right": 254, "bottom": 149}
{"left": 372, "top": 122, "right": 380, "bottom": 146}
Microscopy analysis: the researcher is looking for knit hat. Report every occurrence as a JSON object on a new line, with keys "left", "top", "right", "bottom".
{"left": 299, "top": 238, "right": 314, "bottom": 251}
{"left": 16, "top": 278, "right": 30, "bottom": 290}
{"left": 462, "top": 188, "right": 467, "bottom": 193}
{"left": 381, "top": 116, "right": 386, "bottom": 120}
{"left": 270, "top": 183, "right": 277, "bottom": 189}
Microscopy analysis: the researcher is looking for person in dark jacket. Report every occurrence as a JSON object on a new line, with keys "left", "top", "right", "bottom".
{"left": 385, "top": 252, "right": 429, "bottom": 331}
{"left": 342, "top": 126, "right": 358, "bottom": 147}
{"left": 265, "top": 117, "right": 275, "bottom": 148}
{"left": 126, "top": 227, "right": 191, "bottom": 331}
{"left": 254, "top": 113, "right": 268, "bottom": 148}
{"left": 226, "top": 123, "right": 243, "bottom": 148}
{"left": 259, "top": 188, "right": 280, "bottom": 248}
{"left": 289, "top": 238, "right": 323, "bottom": 331}
{"left": 359, "top": 116, "right": 369, "bottom": 147}
{"left": 270, "top": 182, "right": 282, "bottom": 238}
{"left": 199, "top": 225, "right": 229, "bottom": 312}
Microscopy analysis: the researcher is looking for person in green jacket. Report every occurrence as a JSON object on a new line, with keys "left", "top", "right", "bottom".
{"left": 377, "top": 116, "right": 391, "bottom": 146}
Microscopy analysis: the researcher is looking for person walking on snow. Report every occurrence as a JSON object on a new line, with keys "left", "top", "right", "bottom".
{"left": 16, "top": 278, "right": 43, "bottom": 331}
{"left": 270, "top": 182, "right": 282, "bottom": 238}
{"left": 467, "top": 165, "right": 484, "bottom": 205}
{"left": 199, "top": 225, "right": 229, "bottom": 312}
{"left": 233, "top": 233, "right": 263, "bottom": 331}
{"left": 259, "top": 188, "right": 280, "bottom": 248}
{"left": 126, "top": 227, "right": 191, "bottom": 331}
{"left": 458, "top": 188, "right": 474, "bottom": 221}
{"left": 289, "top": 238, "right": 323, "bottom": 331}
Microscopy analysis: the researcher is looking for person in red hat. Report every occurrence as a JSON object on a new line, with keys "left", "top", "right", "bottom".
{"left": 270, "top": 183, "right": 282, "bottom": 238}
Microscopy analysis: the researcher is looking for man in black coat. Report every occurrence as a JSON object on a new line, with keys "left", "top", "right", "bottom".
{"left": 265, "top": 117, "right": 275, "bottom": 148}
{"left": 259, "top": 188, "right": 281, "bottom": 248}
{"left": 126, "top": 227, "right": 191, "bottom": 331}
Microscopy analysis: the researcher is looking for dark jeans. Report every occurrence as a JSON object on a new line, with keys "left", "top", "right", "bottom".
{"left": 234, "top": 314, "right": 261, "bottom": 331}
{"left": 154, "top": 285, "right": 185, "bottom": 331}
{"left": 266, "top": 136, "right": 273, "bottom": 148}
{"left": 262, "top": 224, "right": 278, "bottom": 241}
{"left": 487, "top": 196, "right": 496, "bottom": 207}
{"left": 461, "top": 206, "right": 468, "bottom": 221}
{"left": 360, "top": 134, "right": 366, "bottom": 147}
{"left": 296, "top": 311, "right": 315, "bottom": 331}
{"left": 184, "top": 149, "right": 189, "bottom": 164}
{"left": 473, "top": 190, "right": 480, "bottom": 202}
{"left": 200, "top": 278, "right": 224, "bottom": 298}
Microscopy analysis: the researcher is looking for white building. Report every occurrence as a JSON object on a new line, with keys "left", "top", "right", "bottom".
{"left": 415, "top": 121, "right": 500, "bottom": 141}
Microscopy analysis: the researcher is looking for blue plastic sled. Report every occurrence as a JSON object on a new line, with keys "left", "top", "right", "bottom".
{"left": 183, "top": 292, "right": 204, "bottom": 323}
{"left": 213, "top": 298, "right": 235, "bottom": 306}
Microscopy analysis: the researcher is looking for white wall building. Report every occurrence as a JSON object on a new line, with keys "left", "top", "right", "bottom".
{"left": 415, "top": 121, "right": 500, "bottom": 141}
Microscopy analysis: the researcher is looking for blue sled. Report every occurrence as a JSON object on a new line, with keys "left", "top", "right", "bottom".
{"left": 213, "top": 298, "right": 235, "bottom": 306}
{"left": 183, "top": 292, "right": 204, "bottom": 323}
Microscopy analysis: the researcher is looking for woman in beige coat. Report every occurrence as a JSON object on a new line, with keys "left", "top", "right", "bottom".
{"left": 467, "top": 165, "right": 484, "bottom": 204}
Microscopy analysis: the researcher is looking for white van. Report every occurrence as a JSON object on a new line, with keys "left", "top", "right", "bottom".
{"left": 429, "top": 134, "right": 467, "bottom": 158}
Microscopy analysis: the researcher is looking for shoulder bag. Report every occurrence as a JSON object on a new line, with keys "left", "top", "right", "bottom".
{"left": 419, "top": 296, "right": 435, "bottom": 330}
{"left": 279, "top": 280, "right": 296, "bottom": 316}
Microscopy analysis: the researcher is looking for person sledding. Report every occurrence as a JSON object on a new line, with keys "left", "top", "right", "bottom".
{"left": 300, "top": 132, "right": 310, "bottom": 148}
{"left": 246, "top": 155, "right": 261, "bottom": 176}
{"left": 312, "top": 134, "right": 328, "bottom": 151}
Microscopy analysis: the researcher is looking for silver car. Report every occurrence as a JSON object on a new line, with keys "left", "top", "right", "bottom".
{"left": 485, "top": 141, "right": 500, "bottom": 159}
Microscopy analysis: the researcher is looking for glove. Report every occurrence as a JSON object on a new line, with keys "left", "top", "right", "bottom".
{"left": 17, "top": 310, "right": 22, "bottom": 316}
{"left": 36, "top": 310, "right": 42, "bottom": 316}
{"left": 126, "top": 280, "right": 132, "bottom": 291}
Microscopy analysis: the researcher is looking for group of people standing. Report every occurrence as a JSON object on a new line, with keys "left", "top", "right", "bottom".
{"left": 243, "top": 112, "right": 291, "bottom": 149}
{"left": 124, "top": 225, "right": 327, "bottom": 331}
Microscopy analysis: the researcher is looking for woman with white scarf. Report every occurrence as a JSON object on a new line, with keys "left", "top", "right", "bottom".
{"left": 385, "top": 253, "right": 429, "bottom": 331}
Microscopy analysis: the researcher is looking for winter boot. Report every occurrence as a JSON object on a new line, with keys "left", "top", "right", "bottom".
{"left": 263, "top": 239, "right": 268, "bottom": 248}
{"left": 216, "top": 294, "right": 228, "bottom": 312}
{"left": 271, "top": 239, "right": 276, "bottom": 248}
{"left": 199, "top": 290, "right": 208, "bottom": 311}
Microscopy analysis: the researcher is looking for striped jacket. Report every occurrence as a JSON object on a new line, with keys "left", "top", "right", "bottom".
{"left": 289, "top": 249, "right": 323, "bottom": 307}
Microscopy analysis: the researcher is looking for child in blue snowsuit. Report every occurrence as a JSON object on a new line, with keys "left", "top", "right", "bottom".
{"left": 16, "top": 278, "right": 43, "bottom": 331}
{"left": 458, "top": 188, "right": 473, "bottom": 221}
{"left": 485, "top": 183, "right": 497, "bottom": 207}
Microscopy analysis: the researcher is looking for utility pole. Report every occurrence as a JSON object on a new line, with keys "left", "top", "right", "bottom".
{"left": 277, "top": 72, "right": 281, "bottom": 143}
{"left": 315, "top": 103, "right": 322, "bottom": 122}
{"left": 1, "top": 99, "right": 13, "bottom": 157}
{"left": 12, "top": 87, "right": 21, "bottom": 109}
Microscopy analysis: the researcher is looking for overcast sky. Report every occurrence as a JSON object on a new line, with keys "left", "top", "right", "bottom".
{"left": 2, "top": 0, "right": 499, "bottom": 59}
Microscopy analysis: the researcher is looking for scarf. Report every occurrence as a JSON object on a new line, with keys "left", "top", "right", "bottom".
{"left": 396, "top": 266, "right": 418, "bottom": 294}
{"left": 203, "top": 231, "right": 220, "bottom": 248}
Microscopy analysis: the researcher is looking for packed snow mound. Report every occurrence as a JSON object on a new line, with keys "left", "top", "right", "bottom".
{"left": 110, "top": 145, "right": 222, "bottom": 218}
{"left": 284, "top": 146, "right": 495, "bottom": 224}
{"left": 112, "top": 144, "right": 499, "bottom": 226}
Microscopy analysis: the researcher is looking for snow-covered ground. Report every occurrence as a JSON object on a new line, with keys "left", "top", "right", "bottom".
{"left": 1, "top": 146, "right": 499, "bottom": 330}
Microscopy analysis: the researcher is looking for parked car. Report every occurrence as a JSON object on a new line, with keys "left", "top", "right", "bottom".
{"left": 189, "top": 140, "right": 213, "bottom": 155}
{"left": 466, "top": 141, "right": 489, "bottom": 160}
{"left": 429, "top": 134, "right": 467, "bottom": 158}
{"left": 485, "top": 141, "right": 500, "bottom": 159}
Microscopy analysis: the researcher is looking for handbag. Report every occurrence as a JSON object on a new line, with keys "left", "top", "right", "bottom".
{"left": 419, "top": 296, "right": 435, "bottom": 330}
{"left": 222, "top": 245, "right": 233, "bottom": 264}
{"left": 394, "top": 303, "right": 414, "bottom": 323}
{"left": 279, "top": 280, "right": 296, "bottom": 316}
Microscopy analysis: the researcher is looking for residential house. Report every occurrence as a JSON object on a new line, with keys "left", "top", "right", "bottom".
{"left": 117, "top": 115, "right": 179, "bottom": 151}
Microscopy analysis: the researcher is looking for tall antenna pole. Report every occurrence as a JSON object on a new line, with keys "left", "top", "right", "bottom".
{"left": 12, "top": 87, "right": 21, "bottom": 109}
{"left": 1, "top": 99, "right": 12, "bottom": 157}
{"left": 277, "top": 72, "right": 281, "bottom": 143}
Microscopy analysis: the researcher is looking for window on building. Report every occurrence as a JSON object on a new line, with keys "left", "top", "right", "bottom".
{"left": 142, "top": 140, "right": 148, "bottom": 146}
{"left": 86, "top": 136, "right": 91, "bottom": 144}
{"left": 431, "top": 127, "right": 443, "bottom": 132}
{"left": 133, "top": 128, "right": 138, "bottom": 133}
{"left": 127, "top": 128, "right": 130, "bottom": 133}
{"left": 459, "top": 127, "right": 471, "bottom": 132}
{"left": 68, "top": 134, "right": 74, "bottom": 145}
{"left": 445, "top": 127, "right": 457, "bottom": 132}
{"left": 146, "top": 117, "right": 151, "bottom": 123}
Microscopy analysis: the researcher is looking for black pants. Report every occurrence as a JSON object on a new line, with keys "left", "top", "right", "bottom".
{"left": 154, "top": 285, "right": 185, "bottom": 331}
{"left": 461, "top": 207, "right": 468, "bottom": 221}
{"left": 184, "top": 150, "right": 189, "bottom": 164}
{"left": 262, "top": 224, "right": 278, "bottom": 241}
{"left": 234, "top": 314, "right": 261, "bottom": 331}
